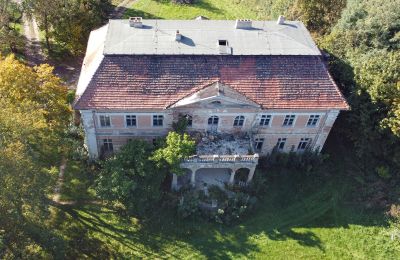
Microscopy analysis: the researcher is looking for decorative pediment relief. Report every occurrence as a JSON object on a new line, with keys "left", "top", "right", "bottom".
{"left": 169, "top": 82, "right": 260, "bottom": 108}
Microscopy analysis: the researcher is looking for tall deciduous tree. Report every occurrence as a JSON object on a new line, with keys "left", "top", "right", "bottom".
{"left": 321, "top": 0, "right": 400, "bottom": 175}
{"left": 0, "top": 55, "right": 70, "bottom": 257}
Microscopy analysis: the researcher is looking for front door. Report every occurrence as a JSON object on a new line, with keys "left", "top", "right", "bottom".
{"left": 207, "top": 116, "right": 219, "bottom": 133}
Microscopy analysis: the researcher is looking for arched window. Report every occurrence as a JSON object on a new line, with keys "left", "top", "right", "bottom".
{"left": 185, "top": 114, "right": 193, "bottom": 127}
{"left": 208, "top": 116, "right": 219, "bottom": 125}
{"left": 233, "top": 115, "right": 245, "bottom": 126}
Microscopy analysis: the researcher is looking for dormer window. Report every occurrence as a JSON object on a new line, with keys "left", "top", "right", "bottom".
{"left": 218, "top": 40, "right": 228, "bottom": 46}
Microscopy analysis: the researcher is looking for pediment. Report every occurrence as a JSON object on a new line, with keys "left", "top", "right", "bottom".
{"left": 170, "top": 82, "right": 260, "bottom": 108}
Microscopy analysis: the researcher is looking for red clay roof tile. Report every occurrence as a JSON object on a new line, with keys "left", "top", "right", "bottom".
{"left": 74, "top": 55, "right": 349, "bottom": 111}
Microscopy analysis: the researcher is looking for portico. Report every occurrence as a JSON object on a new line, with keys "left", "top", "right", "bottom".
{"left": 171, "top": 154, "right": 259, "bottom": 190}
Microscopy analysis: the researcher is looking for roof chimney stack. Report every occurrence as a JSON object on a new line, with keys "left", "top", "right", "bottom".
{"left": 175, "top": 30, "right": 182, "bottom": 41}
{"left": 235, "top": 19, "right": 252, "bottom": 29}
{"left": 277, "top": 15, "right": 285, "bottom": 25}
{"left": 129, "top": 17, "right": 143, "bottom": 28}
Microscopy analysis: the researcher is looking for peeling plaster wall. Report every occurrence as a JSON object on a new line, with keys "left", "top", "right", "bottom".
{"left": 83, "top": 107, "right": 339, "bottom": 157}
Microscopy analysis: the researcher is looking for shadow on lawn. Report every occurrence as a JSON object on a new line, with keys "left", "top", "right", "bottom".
{"left": 50, "top": 133, "right": 389, "bottom": 258}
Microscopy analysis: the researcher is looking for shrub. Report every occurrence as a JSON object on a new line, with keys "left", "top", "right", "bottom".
{"left": 95, "top": 140, "right": 167, "bottom": 216}
{"left": 260, "top": 147, "right": 328, "bottom": 173}
{"left": 177, "top": 191, "right": 200, "bottom": 219}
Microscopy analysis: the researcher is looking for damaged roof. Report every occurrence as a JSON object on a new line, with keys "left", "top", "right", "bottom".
{"left": 74, "top": 55, "right": 349, "bottom": 110}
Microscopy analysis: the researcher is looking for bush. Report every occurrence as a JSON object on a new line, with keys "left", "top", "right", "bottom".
{"left": 260, "top": 147, "right": 328, "bottom": 173}
{"left": 213, "top": 192, "right": 257, "bottom": 225}
{"left": 177, "top": 191, "right": 200, "bottom": 219}
{"left": 95, "top": 140, "right": 167, "bottom": 216}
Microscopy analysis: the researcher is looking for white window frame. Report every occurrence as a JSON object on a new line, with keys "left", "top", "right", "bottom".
{"left": 152, "top": 114, "right": 164, "bottom": 127}
{"left": 125, "top": 115, "right": 137, "bottom": 128}
{"left": 276, "top": 138, "right": 287, "bottom": 151}
{"left": 103, "top": 138, "right": 113, "bottom": 152}
{"left": 233, "top": 115, "right": 245, "bottom": 127}
{"left": 297, "top": 138, "right": 312, "bottom": 151}
{"left": 254, "top": 138, "right": 264, "bottom": 151}
{"left": 208, "top": 115, "right": 219, "bottom": 126}
{"left": 259, "top": 114, "right": 272, "bottom": 127}
{"left": 282, "top": 115, "right": 296, "bottom": 127}
{"left": 99, "top": 115, "right": 111, "bottom": 128}
{"left": 306, "top": 115, "right": 321, "bottom": 127}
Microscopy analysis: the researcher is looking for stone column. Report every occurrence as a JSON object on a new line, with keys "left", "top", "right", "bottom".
{"left": 229, "top": 168, "right": 236, "bottom": 184}
{"left": 171, "top": 174, "right": 178, "bottom": 191}
{"left": 247, "top": 167, "right": 256, "bottom": 183}
{"left": 190, "top": 168, "right": 196, "bottom": 187}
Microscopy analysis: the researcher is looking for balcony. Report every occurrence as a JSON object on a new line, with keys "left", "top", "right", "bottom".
{"left": 172, "top": 132, "right": 260, "bottom": 190}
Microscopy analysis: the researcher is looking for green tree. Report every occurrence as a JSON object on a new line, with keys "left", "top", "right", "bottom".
{"left": 289, "top": 0, "right": 346, "bottom": 35}
{"left": 152, "top": 132, "right": 196, "bottom": 175}
{"left": 321, "top": 0, "right": 400, "bottom": 176}
{"left": 0, "top": 0, "right": 24, "bottom": 53}
{"left": 25, "top": 0, "right": 112, "bottom": 55}
{"left": 95, "top": 140, "right": 167, "bottom": 215}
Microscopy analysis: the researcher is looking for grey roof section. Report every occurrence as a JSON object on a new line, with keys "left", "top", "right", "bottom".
{"left": 104, "top": 19, "right": 321, "bottom": 56}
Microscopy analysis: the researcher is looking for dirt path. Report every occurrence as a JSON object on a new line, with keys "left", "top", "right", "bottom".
{"left": 21, "top": 13, "right": 44, "bottom": 65}
{"left": 110, "top": 0, "right": 137, "bottom": 19}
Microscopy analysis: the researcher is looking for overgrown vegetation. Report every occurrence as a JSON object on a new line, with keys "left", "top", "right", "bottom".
{"left": 0, "top": 55, "right": 70, "bottom": 257}
{"left": 96, "top": 140, "right": 167, "bottom": 216}
{"left": 1, "top": 0, "right": 400, "bottom": 258}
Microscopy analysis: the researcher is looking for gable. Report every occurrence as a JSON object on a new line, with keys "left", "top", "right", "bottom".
{"left": 170, "top": 82, "right": 260, "bottom": 108}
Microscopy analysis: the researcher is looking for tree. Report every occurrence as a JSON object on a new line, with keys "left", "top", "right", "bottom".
{"left": 288, "top": 0, "right": 346, "bottom": 35}
{"left": 95, "top": 140, "right": 167, "bottom": 215}
{"left": 321, "top": 0, "right": 400, "bottom": 176}
{"left": 0, "top": 0, "right": 24, "bottom": 53}
{"left": 25, "top": 0, "right": 112, "bottom": 55}
{"left": 152, "top": 132, "right": 196, "bottom": 175}
{"left": 0, "top": 55, "right": 70, "bottom": 257}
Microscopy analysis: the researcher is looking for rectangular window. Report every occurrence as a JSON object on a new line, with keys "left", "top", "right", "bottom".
{"left": 254, "top": 138, "right": 264, "bottom": 151}
{"left": 153, "top": 115, "right": 164, "bottom": 127}
{"left": 276, "top": 138, "right": 287, "bottom": 150}
{"left": 283, "top": 115, "right": 296, "bottom": 126}
{"left": 259, "top": 115, "right": 272, "bottom": 126}
{"left": 307, "top": 115, "right": 320, "bottom": 127}
{"left": 233, "top": 116, "right": 245, "bottom": 127}
{"left": 99, "top": 115, "right": 111, "bottom": 127}
{"left": 126, "top": 115, "right": 137, "bottom": 127}
{"left": 298, "top": 138, "right": 311, "bottom": 151}
{"left": 103, "top": 139, "right": 113, "bottom": 152}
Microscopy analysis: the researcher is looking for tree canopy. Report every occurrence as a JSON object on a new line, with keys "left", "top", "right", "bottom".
{"left": 0, "top": 55, "right": 70, "bottom": 257}
{"left": 95, "top": 140, "right": 168, "bottom": 215}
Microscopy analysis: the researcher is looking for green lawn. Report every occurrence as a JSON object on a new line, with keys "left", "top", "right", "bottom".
{"left": 125, "top": 0, "right": 262, "bottom": 20}
{"left": 51, "top": 134, "right": 399, "bottom": 259}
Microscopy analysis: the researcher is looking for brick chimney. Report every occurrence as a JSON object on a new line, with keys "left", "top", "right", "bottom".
{"left": 129, "top": 17, "right": 143, "bottom": 28}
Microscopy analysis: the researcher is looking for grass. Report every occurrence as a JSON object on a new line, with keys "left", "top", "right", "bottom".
{"left": 125, "top": 0, "right": 262, "bottom": 20}
{"left": 49, "top": 134, "right": 400, "bottom": 259}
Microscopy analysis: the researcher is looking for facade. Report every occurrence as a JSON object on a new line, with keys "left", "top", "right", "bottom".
{"left": 74, "top": 17, "right": 349, "bottom": 188}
